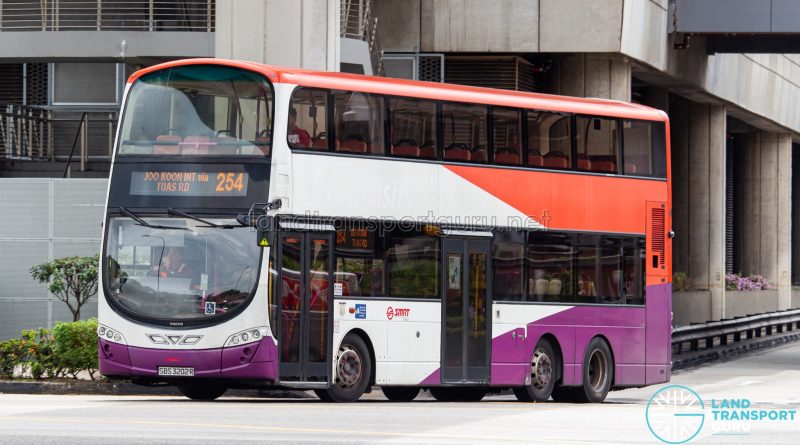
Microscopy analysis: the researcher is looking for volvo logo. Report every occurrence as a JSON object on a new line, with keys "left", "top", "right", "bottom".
{"left": 146, "top": 334, "right": 203, "bottom": 346}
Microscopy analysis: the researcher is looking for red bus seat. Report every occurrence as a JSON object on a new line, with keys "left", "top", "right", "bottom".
{"left": 592, "top": 160, "right": 616, "bottom": 173}
{"left": 444, "top": 149, "right": 471, "bottom": 161}
{"left": 471, "top": 149, "right": 488, "bottom": 163}
{"left": 338, "top": 140, "right": 368, "bottom": 153}
{"left": 543, "top": 152, "right": 568, "bottom": 168}
{"left": 311, "top": 138, "right": 328, "bottom": 150}
{"left": 420, "top": 145, "right": 436, "bottom": 159}
{"left": 495, "top": 152, "right": 520, "bottom": 165}
{"left": 391, "top": 145, "right": 420, "bottom": 157}
{"left": 624, "top": 163, "right": 637, "bottom": 174}
{"left": 153, "top": 135, "right": 181, "bottom": 155}
{"left": 576, "top": 154, "right": 591, "bottom": 171}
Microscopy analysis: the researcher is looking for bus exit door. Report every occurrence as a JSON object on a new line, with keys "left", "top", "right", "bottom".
{"left": 277, "top": 232, "right": 333, "bottom": 383}
{"left": 441, "top": 237, "right": 491, "bottom": 384}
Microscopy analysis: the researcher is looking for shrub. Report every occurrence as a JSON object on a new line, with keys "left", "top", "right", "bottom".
{"left": 673, "top": 272, "right": 691, "bottom": 291}
{"left": 0, "top": 320, "right": 99, "bottom": 380}
{"left": 725, "top": 273, "right": 775, "bottom": 291}
{"left": 52, "top": 318, "right": 99, "bottom": 379}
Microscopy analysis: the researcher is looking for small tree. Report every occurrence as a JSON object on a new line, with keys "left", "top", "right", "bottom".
{"left": 30, "top": 255, "right": 99, "bottom": 322}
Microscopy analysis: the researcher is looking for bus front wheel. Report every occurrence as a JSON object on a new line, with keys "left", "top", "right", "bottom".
{"left": 316, "top": 333, "right": 372, "bottom": 403}
{"left": 177, "top": 381, "right": 227, "bottom": 401}
{"left": 513, "top": 338, "right": 558, "bottom": 402}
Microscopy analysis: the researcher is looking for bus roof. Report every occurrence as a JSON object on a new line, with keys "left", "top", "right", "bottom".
{"left": 129, "top": 58, "right": 668, "bottom": 122}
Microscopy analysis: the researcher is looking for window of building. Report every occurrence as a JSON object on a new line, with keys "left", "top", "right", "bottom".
{"left": 53, "top": 63, "right": 119, "bottom": 104}
{"left": 288, "top": 88, "right": 328, "bottom": 150}
{"left": 442, "top": 103, "right": 488, "bottom": 163}
{"left": 333, "top": 91, "right": 385, "bottom": 155}
{"left": 388, "top": 97, "right": 437, "bottom": 159}
{"left": 575, "top": 116, "right": 619, "bottom": 173}
{"left": 492, "top": 108, "right": 522, "bottom": 166}
{"left": 334, "top": 226, "right": 384, "bottom": 297}
{"left": 492, "top": 231, "right": 525, "bottom": 301}
{"left": 527, "top": 112, "right": 572, "bottom": 169}
{"left": 527, "top": 232, "right": 574, "bottom": 303}
{"left": 387, "top": 230, "right": 440, "bottom": 298}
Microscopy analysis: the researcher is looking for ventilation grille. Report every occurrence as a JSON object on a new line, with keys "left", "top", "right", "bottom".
{"left": 26, "top": 63, "right": 49, "bottom": 105}
{"left": 444, "top": 56, "right": 537, "bottom": 92}
{"left": 725, "top": 138, "right": 734, "bottom": 273}
{"left": 419, "top": 55, "right": 442, "bottom": 83}
{"left": 651, "top": 207, "right": 666, "bottom": 268}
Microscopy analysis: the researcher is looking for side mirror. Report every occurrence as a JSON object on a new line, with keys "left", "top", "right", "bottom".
{"left": 256, "top": 215, "right": 276, "bottom": 247}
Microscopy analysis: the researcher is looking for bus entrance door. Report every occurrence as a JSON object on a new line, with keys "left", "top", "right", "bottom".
{"left": 441, "top": 237, "right": 491, "bottom": 384}
{"left": 278, "top": 232, "right": 333, "bottom": 384}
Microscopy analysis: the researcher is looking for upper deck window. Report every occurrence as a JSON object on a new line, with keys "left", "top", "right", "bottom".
{"left": 442, "top": 103, "right": 488, "bottom": 164}
{"left": 527, "top": 112, "right": 571, "bottom": 169}
{"left": 575, "top": 116, "right": 619, "bottom": 174}
{"left": 388, "top": 97, "right": 437, "bottom": 159}
{"left": 288, "top": 88, "right": 329, "bottom": 150}
{"left": 118, "top": 65, "right": 273, "bottom": 157}
{"left": 333, "top": 91, "right": 385, "bottom": 155}
{"left": 623, "top": 120, "right": 667, "bottom": 178}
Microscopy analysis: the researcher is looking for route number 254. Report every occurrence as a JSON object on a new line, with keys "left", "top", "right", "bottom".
{"left": 215, "top": 172, "right": 244, "bottom": 192}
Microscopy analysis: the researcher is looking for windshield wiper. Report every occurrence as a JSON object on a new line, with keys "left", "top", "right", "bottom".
{"left": 119, "top": 207, "right": 188, "bottom": 230}
{"left": 167, "top": 208, "right": 243, "bottom": 229}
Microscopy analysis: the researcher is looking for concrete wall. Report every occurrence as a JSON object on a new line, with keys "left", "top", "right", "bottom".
{"left": 673, "top": 290, "right": 786, "bottom": 326}
{"left": 215, "top": 0, "right": 339, "bottom": 69}
{"left": 0, "top": 179, "right": 105, "bottom": 340}
{"left": 0, "top": 32, "right": 213, "bottom": 62}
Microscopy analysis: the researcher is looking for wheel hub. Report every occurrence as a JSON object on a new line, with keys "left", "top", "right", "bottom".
{"left": 530, "top": 348, "right": 553, "bottom": 389}
{"left": 335, "top": 345, "right": 362, "bottom": 388}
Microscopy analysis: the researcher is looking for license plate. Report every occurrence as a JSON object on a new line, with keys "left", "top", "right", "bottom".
{"left": 158, "top": 366, "right": 195, "bottom": 377}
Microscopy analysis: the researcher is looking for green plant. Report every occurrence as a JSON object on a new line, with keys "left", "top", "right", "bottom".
{"left": 673, "top": 272, "right": 691, "bottom": 291}
{"left": 0, "top": 338, "right": 25, "bottom": 379}
{"left": 52, "top": 318, "right": 99, "bottom": 379}
{"left": 20, "top": 328, "right": 58, "bottom": 380}
{"left": 30, "top": 255, "right": 99, "bottom": 322}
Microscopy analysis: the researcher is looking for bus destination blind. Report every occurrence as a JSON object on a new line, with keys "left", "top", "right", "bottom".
{"left": 130, "top": 170, "right": 249, "bottom": 196}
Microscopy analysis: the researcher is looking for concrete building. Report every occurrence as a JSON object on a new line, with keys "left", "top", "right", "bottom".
{"left": 2, "top": 0, "right": 800, "bottom": 338}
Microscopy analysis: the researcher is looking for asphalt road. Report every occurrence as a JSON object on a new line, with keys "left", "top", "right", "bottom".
{"left": 1, "top": 342, "right": 799, "bottom": 445}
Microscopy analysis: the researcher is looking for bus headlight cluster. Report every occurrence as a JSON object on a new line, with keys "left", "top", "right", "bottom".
{"left": 225, "top": 327, "right": 268, "bottom": 347}
{"left": 97, "top": 324, "right": 126, "bottom": 344}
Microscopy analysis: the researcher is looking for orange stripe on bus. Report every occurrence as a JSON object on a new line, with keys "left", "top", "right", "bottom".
{"left": 445, "top": 165, "right": 669, "bottom": 234}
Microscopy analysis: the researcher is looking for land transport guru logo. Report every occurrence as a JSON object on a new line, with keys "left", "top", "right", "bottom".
{"left": 646, "top": 385, "right": 797, "bottom": 443}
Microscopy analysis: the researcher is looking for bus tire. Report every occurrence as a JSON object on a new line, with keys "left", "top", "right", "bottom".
{"left": 513, "top": 339, "right": 558, "bottom": 402}
{"left": 382, "top": 386, "right": 420, "bottom": 402}
{"left": 177, "top": 381, "right": 227, "bottom": 401}
{"left": 318, "top": 333, "right": 372, "bottom": 403}
{"left": 573, "top": 337, "right": 614, "bottom": 403}
{"left": 430, "top": 387, "right": 486, "bottom": 402}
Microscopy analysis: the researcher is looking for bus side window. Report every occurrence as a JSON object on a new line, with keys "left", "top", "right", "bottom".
{"left": 288, "top": 88, "right": 329, "bottom": 150}
{"left": 333, "top": 91, "right": 385, "bottom": 155}
{"left": 388, "top": 97, "right": 437, "bottom": 159}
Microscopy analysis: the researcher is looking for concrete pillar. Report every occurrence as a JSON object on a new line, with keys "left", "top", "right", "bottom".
{"left": 740, "top": 133, "right": 793, "bottom": 309}
{"left": 215, "top": 0, "right": 339, "bottom": 70}
{"left": 550, "top": 54, "right": 631, "bottom": 102}
{"left": 669, "top": 97, "right": 726, "bottom": 320}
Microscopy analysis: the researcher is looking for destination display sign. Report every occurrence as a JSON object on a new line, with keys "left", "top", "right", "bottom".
{"left": 130, "top": 170, "right": 249, "bottom": 197}
{"left": 336, "top": 227, "right": 374, "bottom": 251}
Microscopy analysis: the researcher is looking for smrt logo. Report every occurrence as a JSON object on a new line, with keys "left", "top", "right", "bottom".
{"left": 386, "top": 307, "right": 410, "bottom": 320}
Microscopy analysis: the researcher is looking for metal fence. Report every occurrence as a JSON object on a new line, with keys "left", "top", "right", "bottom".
{"left": 0, "top": 0, "right": 215, "bottom": 32}
{"left": 340, "top": 0, "right": 383, "bottom": 76}
{"left": 1, "top": 104, "right": 117, "bottom": 170}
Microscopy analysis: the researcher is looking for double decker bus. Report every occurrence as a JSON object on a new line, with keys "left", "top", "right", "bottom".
{"left": 99, "top": 58, "right": 672, "bottom": 403}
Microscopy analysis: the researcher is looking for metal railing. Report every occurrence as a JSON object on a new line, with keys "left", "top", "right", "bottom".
{"left": 0, "top": 0, "right": 215, "bottom": 32}
{"left": 340, "top": 0, "right": 383, "bottom": 76}
{"left": 672, "top": 308, "right": 800, "bottom": 363}
{"left": 1, "top": 104, "right": 117, "bottom": 170}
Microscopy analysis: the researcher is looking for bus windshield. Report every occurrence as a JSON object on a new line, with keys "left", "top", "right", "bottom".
{"left": 104, "top": 217, "right": 261, "bottom": 322}
{"left": 118, "top": 64, "right": 273, "bottom": 157}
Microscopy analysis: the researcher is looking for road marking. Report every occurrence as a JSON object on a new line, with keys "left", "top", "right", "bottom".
{"left": 0, "top": 415, "right": 604, "bottom": 444}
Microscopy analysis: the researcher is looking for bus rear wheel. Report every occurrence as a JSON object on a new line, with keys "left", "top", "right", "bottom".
{"left": 382, "top": 386, "right": 420, "bottom": 402}
{"left": 513, "top": 339, "right": 558, "bottom": 402}
{"left": 316, "top": 333, "right": 372, "bottom": 403}
{"left": 177, "top": 382, "right": 227, "bottom": 401}
{"left": 572, "top": 337, "right": 614, "bottom": 403}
